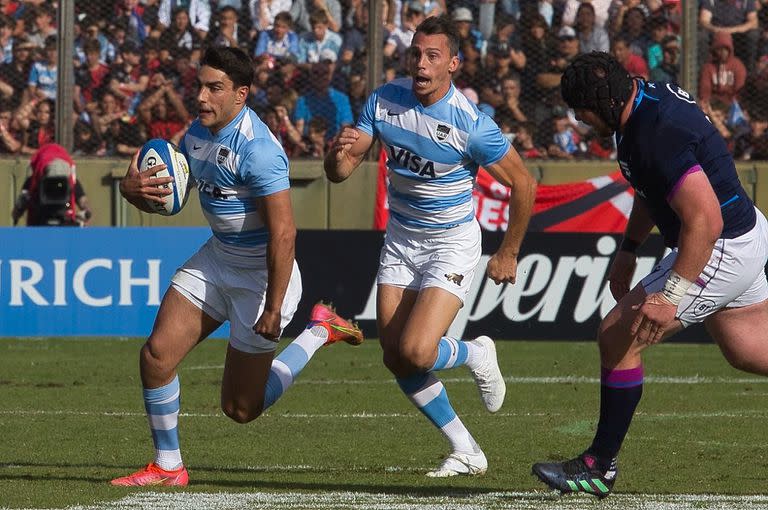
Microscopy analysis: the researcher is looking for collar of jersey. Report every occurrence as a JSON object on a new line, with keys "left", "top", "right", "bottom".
{"left": 617, "top": 78, "right": 645, "bottom": 146}
{"left": 210, "top": 106, "right": 247, "bottom": 140}
{"left": 415, "top": 81, "right": 455, "bottom": 111}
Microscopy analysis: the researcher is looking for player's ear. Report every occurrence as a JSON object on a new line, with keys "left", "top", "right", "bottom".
{"left": 448, "top": 55, "right": 460, "bottom": 74}
{"left": 236, "top": 85, "right": 249, "bottom": 105}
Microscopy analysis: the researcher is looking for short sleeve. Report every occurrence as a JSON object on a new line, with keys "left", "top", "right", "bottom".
{"left": 649, "top": 122, "right": 700, "bottom": 199}
{"left": 466, "top": 113, "right": 511, "bottom": 167}
{"left": 356, "top": 88, "right": 378, "bottom": 136}
{"left": 239, "top": 139, "right": 290, "bottom": 197}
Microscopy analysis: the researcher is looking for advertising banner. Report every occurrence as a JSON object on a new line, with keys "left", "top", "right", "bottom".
{"left": 0, "top": 228, "right": 713, "bottom": 342}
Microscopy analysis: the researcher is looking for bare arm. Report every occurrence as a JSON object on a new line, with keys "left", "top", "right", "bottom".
{"left": 323, "top": 126, "right": 374, "bottom": 182}
{"left": 252, "top": 189, "right": 296, "bottom": 341}
{"left": 483, "top": 147, "right": 537, "bottom": 284}
{"left": 608, "top": 196, "right": 655, "bottom": 300}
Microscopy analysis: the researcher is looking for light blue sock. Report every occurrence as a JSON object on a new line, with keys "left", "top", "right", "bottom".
{"left": 430, "top": 337, "right": 470, "bottom": 371}
{"left": 263, "top": 326, "right": 327, "bottom": 410}
{"left": 144, "top": 374, "right": 182, "bottom": 470}
{"left": 396, "top": 372, "right": 478, "bottom": 453}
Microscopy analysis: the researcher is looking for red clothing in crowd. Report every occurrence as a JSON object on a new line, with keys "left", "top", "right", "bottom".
{"left": 698, "top": 32, "right": 747, "bottom": 105}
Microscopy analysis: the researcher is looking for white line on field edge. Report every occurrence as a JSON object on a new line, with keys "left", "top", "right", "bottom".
{"left": 5, "top": 491, "right": 768, "bottom": 510}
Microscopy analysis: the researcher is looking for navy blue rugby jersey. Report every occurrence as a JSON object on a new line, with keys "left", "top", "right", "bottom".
{"left": 616, "top": 79, "right": 755, "bottom": 247}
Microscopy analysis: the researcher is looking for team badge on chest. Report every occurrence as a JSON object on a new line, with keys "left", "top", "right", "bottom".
{"left": 217, "top": 146, "right": 230, "bottom": 165}
{"left": 435, "top": 124, "right": 451, "bottom": 141}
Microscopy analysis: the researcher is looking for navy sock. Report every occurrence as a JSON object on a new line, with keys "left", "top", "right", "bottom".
{"left": 588, "top": 365, "right": 643, "bottom": 464}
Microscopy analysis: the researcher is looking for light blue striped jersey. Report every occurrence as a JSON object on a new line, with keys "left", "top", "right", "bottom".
{"left": 181, "top": 106, "right": 289, "bottom": 251}
{"left": 357, "top": 78, "right": 509, "bottom": 230}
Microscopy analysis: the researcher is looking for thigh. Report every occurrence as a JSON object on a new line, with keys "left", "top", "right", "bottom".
{"left": 221, "top": 343, "right": 275, "bottom": 416}
{"left": 706, "top": 300, "right": 768, "bottom": 375}
{"left": 377, "top": 283, "right": 419, "bottom": 352}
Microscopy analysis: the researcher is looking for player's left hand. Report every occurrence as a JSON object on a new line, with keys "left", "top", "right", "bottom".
{"left": 486, "top": 252, "right": 518, "bottom": 285}
{"left": 630, "top": 292, "right": 678, "bottom": 345}
{"left": 254, "top": 309, "right": 282, "bottom": 342}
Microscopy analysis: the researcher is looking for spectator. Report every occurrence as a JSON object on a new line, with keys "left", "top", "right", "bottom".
{"left": 72, "top": 118, "right": 104, "bottom": 156}
{"left": 618, "top": 6, "right": 650, "bottom": 58}
{"left": 520, "top": 14, "right": 556, "bottom": 106}
{"left": 109, "top": 41, "right": 150, "bottom": 115}
{"left": 25, "top": 34, "right": 57, "bottom": 103}
{"left": 103, "top": 114, "right": 143, "bottom": 157}
{"left": 293, "top": 59, "right": 352, "bottom": 141}
{"left": 650, "top": 34, "right": 680, "bottom": 83}
{"left": 290, "top": 0, "right": 342, "bottom": 34}
{"left": 536, "top": 26, "right": 580, "bottom": 96}
{"left": 297, "top": 10, "right": 342, "bottom": 65}
{"left": 26, "top": 4, "right": 56, "bottom": 50}
{"left": 562, "top": 0, "right": 611, "bottom": 30}
{"left": 452, "top": 7, "right": 486, "bottom": 56}
{"left": 158, "top": 0, "right": 211, "bottom": 40}
{"left": 384, "top": 1, "right": 424, "bottom": 75}
{"left": 486, "top": 14, "right": 526, "bottom": 72}
{"left": 75, "top": 16, "right": 116, "bottom": 66}
{"left": 0, "top": 14, "right": 14, "bottom": 63}
{"left": 78, "top": 38, "right": 111, "bottom": 106}
{"left": 137, "top": 77, "right": 190, "bottom": 144}
{"left": 346, "top": 62, "right": 367, "bottom": 120}
{"left": 267, "top": 103, "right": 304, "bottom": 156}
{"left": 90, "top": 90, "right": 127, "bottom": 138}
{"left": 296, "top": 115, "right": 329, "bottom": 158}
{"left": 248, "top": 0, "right": 292, "bottom": 32}
{"left": 254, "top": 11, "right": 299, "bottom": 59}
{"left": 512, "top": 121, "right": 546, "bottom": 159}
{"left": 12, "top": 144, "right": 93, "bottom": 227}
{"left": 646, "top": 15, "right": 670, "bottom": 70}
{"left": 19, "top": 98, "right": 54, "bottom": 155}
{"left": 699, "top": 32, "right": 747, "bottom": 110}
{"left": 575, "top": 2, "right": 610, "bottom": 54}
{"left": 0, "top": 100, "right": 20, "bottom": 153}
{"left": 164, "top": 47, "right": 199, "bottom": 112}
{"left": 208, "top": 5, "right": 250, "bottom": 49}
{"left": 699, "top": 0, "right": 759, "bottom": 73}
{"left": 115, "top": 0, "right": 149, "bottom": 43}
{"left": 0, "top": 36, "right": 32, "bottom": 108}
{"left": 734, "top": 108, "right": 768, "bottom": 160}
{"left": 612, "top": 35, "right": 649, "bottom": 80}
{"left": 159, "top": 7, "right": 202, "bottom": 57}
{"left": 453, "top": 38, "right": 486, "bottom": 92}
{"left": 496, "top": 73, "right": 528, "bottom": 123}
{"left": 548, "top": 106, "right": 585, "bottom": 159}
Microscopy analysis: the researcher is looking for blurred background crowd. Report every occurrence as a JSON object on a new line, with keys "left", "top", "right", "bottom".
{"left": 0, "top": 0, "right": 767, "bottom": 162}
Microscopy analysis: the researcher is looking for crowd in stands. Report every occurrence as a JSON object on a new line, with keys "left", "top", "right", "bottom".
{"left": 0, "top": 0, "right": 767, "bottom": 161}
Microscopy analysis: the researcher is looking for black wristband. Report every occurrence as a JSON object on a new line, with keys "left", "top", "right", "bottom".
{"left": 619, "top": 237, "right": 640, "bottom": 253}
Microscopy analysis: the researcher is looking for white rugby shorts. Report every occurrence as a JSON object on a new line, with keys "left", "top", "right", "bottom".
{"left": 642, "top": 207, "right": 768, "bottom": 327}
{"left": 170, "top": 237, "right": 302, "bottom": 353}
{"left": 377, "top": 219, "right": 482, "bottom": 303}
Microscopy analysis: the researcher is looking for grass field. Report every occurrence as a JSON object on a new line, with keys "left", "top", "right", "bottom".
{"left": 2, "top": 337, "right": 768, "bottom": 509}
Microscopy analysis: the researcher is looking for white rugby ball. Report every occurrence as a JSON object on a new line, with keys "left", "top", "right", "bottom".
{"left": 138, "top": 138, "right": 191, "bottom": 216}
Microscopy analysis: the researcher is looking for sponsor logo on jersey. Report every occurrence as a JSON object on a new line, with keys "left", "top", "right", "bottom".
{"left": 387, "top": 145, "right": 436, "bottom": 178}
{"left": 197, "top": 179, "right": 236, "bottom": 200}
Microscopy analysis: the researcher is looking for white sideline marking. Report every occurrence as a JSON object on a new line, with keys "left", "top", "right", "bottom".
{"left": 182, "top": 369, "right": 768, "bottom": 386}
{"left": 5, "top": 491, "right": 768, "bottom": 510}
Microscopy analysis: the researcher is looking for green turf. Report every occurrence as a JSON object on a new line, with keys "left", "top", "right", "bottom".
{"left": 0, "top": 337, "right": 766, "bottom": 508}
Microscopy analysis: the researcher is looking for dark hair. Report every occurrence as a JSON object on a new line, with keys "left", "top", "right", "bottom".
{"left": 309, "top": 10, "right": 329, "bottom": 27}
{"left": 415, "top": 15, "right": 461, "bottom": 56}
{"left": 274, "top": 11, "right": 293, "bottom": 27}
{"left": 661, "top": 35, "right": 678, "bottom": 48}
{"left": 561, "top": 51, "right": 632, "bottom": 131}
{"left": 200, "top": 46, "right": 253, "bottom": 88}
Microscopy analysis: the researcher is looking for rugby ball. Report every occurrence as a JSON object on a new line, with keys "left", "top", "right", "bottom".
{"left": 138, "top": 138, "right": 191, "bottom": 216}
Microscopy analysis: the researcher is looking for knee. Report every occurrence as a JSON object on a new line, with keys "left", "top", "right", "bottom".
{"left": 140, "top": 341, "right": 175, "bottom": 379}
{"left": 221, "top": 400, "right": 263, "bottom": 424}
{"left": 397, "top": 341, "right": 434, "bottom": 373}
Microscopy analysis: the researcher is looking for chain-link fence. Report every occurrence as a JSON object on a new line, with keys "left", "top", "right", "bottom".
{"left": 0, "top": 0, "right": 766, "bottom": 161}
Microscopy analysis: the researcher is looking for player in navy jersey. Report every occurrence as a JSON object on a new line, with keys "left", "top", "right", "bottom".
{"left": 112, "top": 46, "right": 363, "bottom": 487}
{"left": 532, "top": 52, "right": 768, "bottom": 498}
{"left": 324, "top": 15, "right": 537, "bottom": 476}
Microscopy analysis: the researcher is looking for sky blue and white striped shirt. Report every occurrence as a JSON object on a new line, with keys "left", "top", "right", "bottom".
{"left": 357, "top": 78, "right": 509, "bottom": 230}
{"left": 181, "top": 106, "right": 289, "bottom": 251}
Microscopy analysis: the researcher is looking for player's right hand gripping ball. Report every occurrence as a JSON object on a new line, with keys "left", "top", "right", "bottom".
{"left": 138, "top": 138, "right": 190, "bottom": 216}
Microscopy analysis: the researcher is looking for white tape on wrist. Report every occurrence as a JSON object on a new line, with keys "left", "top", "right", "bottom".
{"left": 662, "top": 270, "right": 693, "bottom": 306}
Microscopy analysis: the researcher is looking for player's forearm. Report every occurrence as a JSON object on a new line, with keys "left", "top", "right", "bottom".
{"left": 323, "top": 151, "right": 361, "bottom": 183}
{"left": 622, "top": 198, "right": 655, "bottom": 246}
{"left": 672, "top": 214, "right": 721, "bottom": 282}
{"left": 264, "top": 228, "right": 296, "bottom": 313}
{"left": 498, "top": 172, "right": 537, "bottom": 258}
